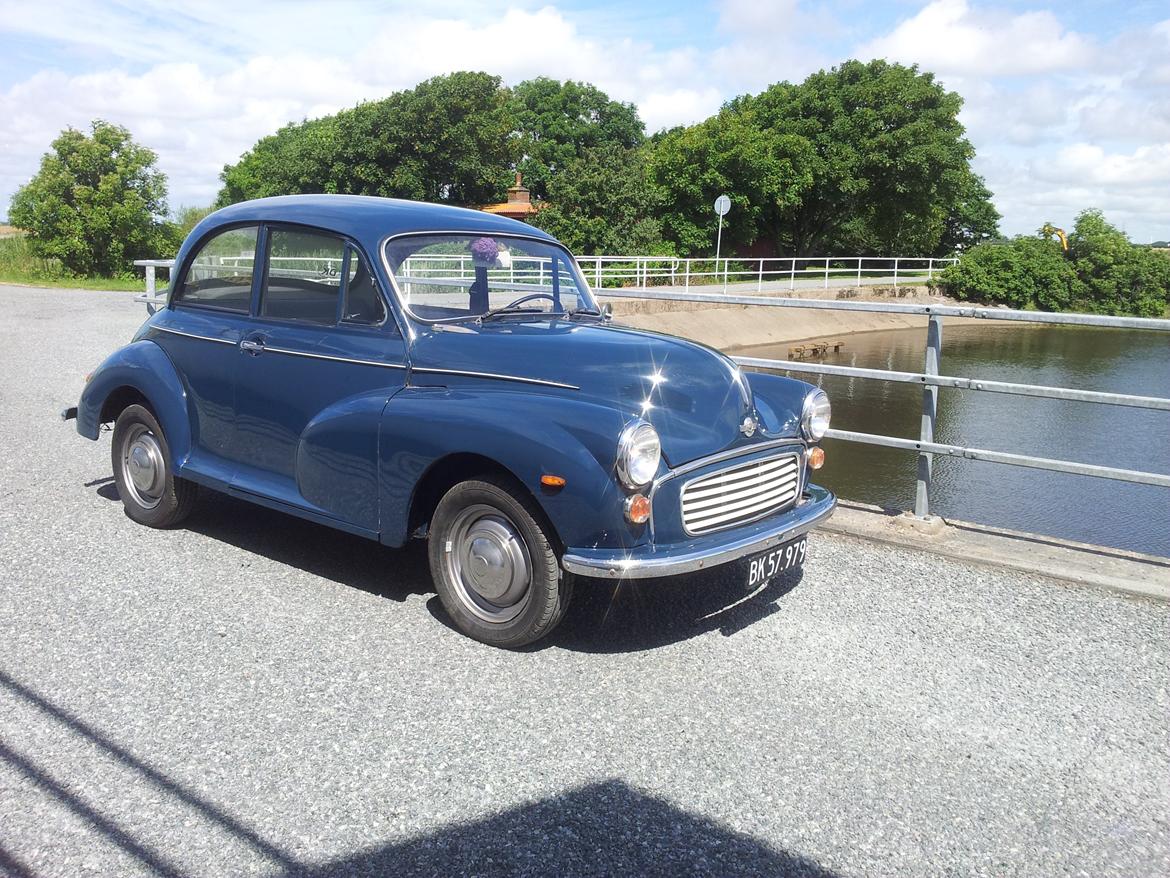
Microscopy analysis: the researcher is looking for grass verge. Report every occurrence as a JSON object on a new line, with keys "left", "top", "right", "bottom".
{"left": 0, "top": 235, "right": 146, "bottom": 292}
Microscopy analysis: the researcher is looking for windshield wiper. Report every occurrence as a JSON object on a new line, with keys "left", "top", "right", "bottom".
{"left": 477, "top": 305, "right": 546, "bottom": 323}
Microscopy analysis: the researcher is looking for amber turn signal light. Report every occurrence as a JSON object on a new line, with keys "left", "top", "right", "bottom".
{"left": 540, "top": 474, "right": 567, "bottom": 488}
{"left": 807, "top": 446, "right": 825, "bottom": 470}
{"left": 625, "top": 493, "right": 651, "bottom": 524}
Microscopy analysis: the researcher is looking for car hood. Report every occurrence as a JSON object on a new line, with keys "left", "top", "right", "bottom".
{"left": 408, "top": 318, "right": 773, "bottom": 466}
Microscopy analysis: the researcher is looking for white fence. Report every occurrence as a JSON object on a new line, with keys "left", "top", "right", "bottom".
{"left": 579, "top": 255, "right": 957, "bottom": 292}
{"left": 134, "top": 253, "right": 958, "bottom": 301}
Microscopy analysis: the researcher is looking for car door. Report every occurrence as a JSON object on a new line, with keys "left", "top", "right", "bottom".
{"left": 230, "top": 225, "right": 407, "bottom": 533}
{"left": 153, "top": 224, "right": 260, "bottom": 484}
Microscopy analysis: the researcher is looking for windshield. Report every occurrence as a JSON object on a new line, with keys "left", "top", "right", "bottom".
{"left": 383, "top": 233, "right": 599, "bottom": 322}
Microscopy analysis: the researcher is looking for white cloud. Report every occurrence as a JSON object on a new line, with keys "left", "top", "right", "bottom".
{"left": 860, "top": 0, "right": 1095, "bottom": 76}
{"left": 1, "top": 1, "right": 1168, "bottom": 242}
{"left": 1037, "top": 143, "right": 1170, "bottom": 188}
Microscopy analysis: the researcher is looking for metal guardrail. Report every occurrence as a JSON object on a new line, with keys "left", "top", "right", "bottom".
{"left": 134, "top": 258, "right": 1170, "bottom": 514}
{"left": 595, "top": 287, "right": 1170, "bottom": 516}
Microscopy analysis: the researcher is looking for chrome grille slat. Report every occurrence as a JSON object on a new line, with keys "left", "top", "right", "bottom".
{"left": 683, "top": 470, "right": 800, "bottom": 512}
{"left": 680, "top": 452, "right": 801, "bottom": 535}
{"left": 684, "top": 481, "right": 798, "bottom": 523}
{"left": 683, "top": 456, "right": 800, "bottom": 498}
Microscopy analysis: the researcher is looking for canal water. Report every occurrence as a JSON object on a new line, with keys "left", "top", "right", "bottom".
{"left": 737, "top": 323, "right": 1170, "bottom": 557}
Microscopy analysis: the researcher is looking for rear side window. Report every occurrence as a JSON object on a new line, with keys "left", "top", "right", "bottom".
{"left": 177, "top": 226, "right": 258, "bottom": 312}
{"left": 262, "top": 229, "right": 345, "bottom": 325}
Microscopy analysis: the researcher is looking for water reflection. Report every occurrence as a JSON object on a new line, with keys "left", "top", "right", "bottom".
{"left": 738, "top": 324, "right": 1170, "bottom": 556}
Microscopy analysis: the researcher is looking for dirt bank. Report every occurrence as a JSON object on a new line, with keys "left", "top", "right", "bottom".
{"left": 605, "top": 285, "right": 981, "bottom": 350}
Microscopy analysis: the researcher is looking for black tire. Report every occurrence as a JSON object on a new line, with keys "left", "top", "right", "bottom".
{"left": 428, "top": 475, "right": 572, "bottom": 648}
{"left": 111, "top": 404, "right": 197, "bottom": 528}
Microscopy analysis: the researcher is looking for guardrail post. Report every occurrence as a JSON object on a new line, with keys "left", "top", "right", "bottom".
{"left": 144, "top": 264, "right": 156, "bottom": 297}
{"left": 915, "top": 314, "right": 943, "bottom": 518}
{"left": 684, "top": 258, "right": 690, "bottom": 291}
{"left": 893, "top": 257, "right": 900, "bottom": 288}
{"left": 824, "top": 257, "right": 829, "bottom": 289}
{"left": 856, "top": 257, "right": 862, "bottom": 287}
{"left": 595, "top": 257, "right": 602, "bottom": 289}
{"left": 789, "top": 258, "right": 795, "bottom": 291}
{"left": 758, "top": 259, "right": 763, "bottom": 292}
{"left": 927, "top": 257, "right": 934, "bottom": 282}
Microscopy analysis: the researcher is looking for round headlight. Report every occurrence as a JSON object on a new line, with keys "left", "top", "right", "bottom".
{"left": 616, "top": 421, "right": 661, "bottom": 488}
{"left": 801, "top": 389, "right": 831, "bottom": 442}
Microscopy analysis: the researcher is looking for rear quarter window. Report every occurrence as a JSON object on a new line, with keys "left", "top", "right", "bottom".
{"left": 177, "top": 226, "right": 259, "bottom": 312}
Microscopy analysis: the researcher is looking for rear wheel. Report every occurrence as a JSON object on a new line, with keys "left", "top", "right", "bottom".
{"left": 111, "top": 404, "right": 197, "bottom": 528}
{"left": 428, "top": 476, "right": 571, "bottom": 648}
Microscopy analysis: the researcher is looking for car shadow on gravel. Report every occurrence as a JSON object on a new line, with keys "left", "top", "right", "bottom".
{"left": 547, "top": 567, "right": 804, "bottom": 653}
{"left": 2, "top": 671, "right": 838, "bottom": 877}
{"left": 95, "top": 481, "right": 804, "bottom": 652}
{"left": 169, "top": 490, "right": 433, "bottom": 603}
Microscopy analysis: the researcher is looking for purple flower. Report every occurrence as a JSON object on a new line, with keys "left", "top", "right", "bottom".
{"left": 470, "top": 236, "right": 499, "bottom": 265}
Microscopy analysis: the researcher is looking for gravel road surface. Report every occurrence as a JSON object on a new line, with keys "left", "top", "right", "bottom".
{"left": 1, "top": 284, "right": 1167, "bottom": 877}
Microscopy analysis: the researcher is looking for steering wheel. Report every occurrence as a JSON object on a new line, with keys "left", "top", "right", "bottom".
{"left": 500, "top": 293, "right": 556, "bottom": 310}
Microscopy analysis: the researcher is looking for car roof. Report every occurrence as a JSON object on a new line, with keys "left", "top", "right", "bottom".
{"left": 201, "top": 194, "right": 557, "bottom": 245}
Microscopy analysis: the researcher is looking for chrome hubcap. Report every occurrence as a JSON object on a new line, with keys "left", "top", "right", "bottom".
{"left": 121, "top": 425, "right": 165, "bottom": 509}
{"left": 443, "top": 504, "right": 532, "bottom": 624}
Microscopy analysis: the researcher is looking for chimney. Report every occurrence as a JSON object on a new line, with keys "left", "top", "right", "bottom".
{"left": 507, "top": 172, "right": 531, "bottom": 205}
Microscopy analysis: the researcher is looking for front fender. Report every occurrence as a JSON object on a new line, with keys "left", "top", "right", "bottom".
{"left": 745, "top": 371, "right": 811, "bottom": 438}
{"left": 379, "top": 387, "right": 635, "bottom": 549}
{"left": 77, "top": 340, "right": 192, "bottom": 466}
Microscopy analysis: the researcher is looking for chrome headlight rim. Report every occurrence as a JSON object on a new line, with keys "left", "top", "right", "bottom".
{"left": 616, "top": 419, "right": 661, "bottom": 489}
{"left": 801, "top": 388, "right": 831, "bottom": 442}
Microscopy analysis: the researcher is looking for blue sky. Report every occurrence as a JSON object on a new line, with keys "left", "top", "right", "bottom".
{"left": 2, "top": 0, "right": 1168, "bottom": 243}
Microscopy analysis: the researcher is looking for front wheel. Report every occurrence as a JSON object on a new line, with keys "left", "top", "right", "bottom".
{"left": 111, "top": 404, "right": 197, "bottom": 528}
{"left": 428, "top": 476, "right": 572, "bottom": 648}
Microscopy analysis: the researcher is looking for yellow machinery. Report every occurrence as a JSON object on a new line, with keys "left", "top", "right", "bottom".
{"left": 1041, "top": 223, "right": 1069, "bottom": 251}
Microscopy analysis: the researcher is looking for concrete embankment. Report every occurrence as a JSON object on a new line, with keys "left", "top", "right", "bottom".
{"left": 605, "top": 284, "right": 984, "bottom": 350}
{"left": 823, "top": 501, "right": 1170, "bottom": 603}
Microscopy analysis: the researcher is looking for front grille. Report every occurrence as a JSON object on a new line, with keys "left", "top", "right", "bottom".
{"left": 680, "top": 452, "right": 801, "bottom": 535}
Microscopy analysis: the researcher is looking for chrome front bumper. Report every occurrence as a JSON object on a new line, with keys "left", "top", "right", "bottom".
{"left": 561, "top": 484, "right": 836, "bottom": 579}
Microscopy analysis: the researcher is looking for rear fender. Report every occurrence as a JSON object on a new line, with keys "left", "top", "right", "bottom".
{"left": 77, "top": 340, "right": 193, "bottom": 466}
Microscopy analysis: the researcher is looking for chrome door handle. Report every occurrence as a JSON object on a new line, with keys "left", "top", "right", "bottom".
{"left": 240, "top": 339, "right": 266, "bottom": 353}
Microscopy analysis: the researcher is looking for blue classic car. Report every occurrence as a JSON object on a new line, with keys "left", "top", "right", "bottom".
{"left": 66, "top": 195, "right": 835, "bottom": 647}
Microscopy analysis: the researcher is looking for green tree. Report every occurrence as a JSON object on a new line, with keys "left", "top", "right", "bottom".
{"left": 508, "top": 77, "right": 645, "bottom": 200}
{"left": 215, "top": 115, "right": 340, "bottom": 206}
{"left": 650, "top": 60, "right": 991, "bottom": 258}
{"left": 746, "top": 60, "right": 980, "bottom": 255}
{"left": 532, "top": 144, "right": 671, "bottom": 255}
{"left": 1066, "top": 209, "right": 1170, "bottom": 317}
{"left": 9, "top": 120, "right": 172, "bottom": 275}
{"left": 173, "top": 205, "right": 215, "bottom": 240}
{"left": 217, "top": 72, "right": 515, "bottom": 207}
{"left": 649, "top": 109, "right": 813, "bottom": 256}
{"left": 937, "top": 172, "right": 1001, "bottom": 254}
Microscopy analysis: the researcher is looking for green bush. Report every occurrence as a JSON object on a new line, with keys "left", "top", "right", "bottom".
{"left": 936, "top": 237, "right": 1077, "bottom": 310}
{"left": 937, "top": 209, "right": 1170, "bottom": 317}
{"left": 9, "top": 120, "right": 174, "bottom": 276}
{"left": 1066, "top": 209, "right": 1170, "bottom": 317}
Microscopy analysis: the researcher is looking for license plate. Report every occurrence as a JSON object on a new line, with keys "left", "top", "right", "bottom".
{"left": 745, "top": 536, "right": 807, "bottom": 588}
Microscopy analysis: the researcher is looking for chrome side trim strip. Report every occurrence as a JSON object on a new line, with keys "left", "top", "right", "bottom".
{"left": 262, "top": 346, "right": 407, "bottom": 370}
{"left": 411, "top": 366, "right": 579, "bottom": 391}
{"left": 153, "top": 326, "right": 236, "bottom": 345}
